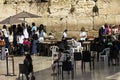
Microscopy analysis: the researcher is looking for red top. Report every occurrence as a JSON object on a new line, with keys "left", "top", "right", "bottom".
{"left": 23, "top": 40, "right": 30, "bottom": 48}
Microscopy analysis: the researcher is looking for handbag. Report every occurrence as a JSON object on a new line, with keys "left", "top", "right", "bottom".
{"left": 0, "top": 40, "right": 5, "bottom": 47}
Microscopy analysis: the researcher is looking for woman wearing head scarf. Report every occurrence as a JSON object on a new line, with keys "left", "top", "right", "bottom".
{"left": 24, "top": 54, "right": 33, "bottom": 80}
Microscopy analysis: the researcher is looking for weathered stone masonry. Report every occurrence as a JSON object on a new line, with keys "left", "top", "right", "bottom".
{"left": 0, "top": 0, "right": 120, "bottom": 39}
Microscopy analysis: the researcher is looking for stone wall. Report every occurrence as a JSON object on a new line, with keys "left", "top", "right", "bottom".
{"left": 0, "top": 0, "right": 120, "bottom": 39}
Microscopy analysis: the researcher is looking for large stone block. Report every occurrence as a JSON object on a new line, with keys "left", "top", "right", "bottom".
{"left": 0, "top": 0, "right": 120, "bottom": 39}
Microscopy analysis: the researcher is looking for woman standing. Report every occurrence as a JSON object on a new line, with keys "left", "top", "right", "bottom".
{"left": 17, "top": 32, "right": 24, "bottom": 55}
{"left": 62, "top": 29, "right": 68, "bottom": 40}
{"left": 32, "top": 30, "right": 38, "bottom": 56}
{"left": 23, "top": 23, "right": 29, "bottom": 39}
{"left": 2, "top": 25, "right": 9, "bottom": 48}
{"left": 8, "top": 27, "right": 14, "bottom": 55}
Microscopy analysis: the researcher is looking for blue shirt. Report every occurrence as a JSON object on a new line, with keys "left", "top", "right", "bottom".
{"left": 31, "top": 26, "right": 37, "bottom": 31}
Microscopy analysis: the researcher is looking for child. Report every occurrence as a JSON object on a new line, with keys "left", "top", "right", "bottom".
{"left": 23, "top": 38, "right": 30, "bottom": 54}
{"left": 51, "top": 49, "right": 66, "bottom": 75}
{"left": 48, "top": 33, "right": 54, "bottom": 40}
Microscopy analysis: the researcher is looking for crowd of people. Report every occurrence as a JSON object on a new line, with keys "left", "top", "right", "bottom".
{"left": 0, "top": 21, "right": 88, "bottom": 57}
{"left": 98, "top": 23, "right": 120, "bottom": 43}
{"left": 98, "top": 24, "right": 120, "bottom": 65}
{"left": 50, "top": 23, "right": 120, "bottom": 75}
{"left": 2, "top": 22, "right": 120, "bottom": 58}
{"left": 98, "top": 23, "right": 120, "bottom": 51}
{"left": 2, "top": 21, "right": 120, "bottom": 78}
{"left": 0, "top": 22, "right": 51, "bottom": 56}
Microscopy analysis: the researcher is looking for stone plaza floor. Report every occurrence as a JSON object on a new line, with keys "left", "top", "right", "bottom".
{"left": 0, "top": 56, "right": 52, "bottom": 80}
{"left": 1, "top": 56, "right": 120, "bottom": 80}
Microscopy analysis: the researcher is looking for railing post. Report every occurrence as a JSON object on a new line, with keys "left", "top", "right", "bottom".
{"left": 6, "top": 54, "right": 9, "bottom": 76}
{"left": 5, "top": 54, "right": 16, "bottom": 76}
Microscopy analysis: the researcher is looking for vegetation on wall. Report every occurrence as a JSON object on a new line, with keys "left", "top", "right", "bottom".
{"left": 92, "top": 5, "right": 99, "bottom": 15}
{"left": 69, "top": 5, "right": 75, "bottom": 14}
{"left": 3, "top": 0, "right": 50, "bottom": 15}
{"left": 3, "top": 0, "right": 8, "bottom": 4}
{"left": 3, "top": 0, "right": 49, "bottom": 4}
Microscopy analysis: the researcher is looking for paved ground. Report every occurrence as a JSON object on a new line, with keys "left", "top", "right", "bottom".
{"left": 0, "top": 56, "right": 52, "bottom": 80}
{"left": 1, "top": 56, "right": 120, "bottom": 80}
{"left": 33, "top": 61, "right": 120, "bottom": 80}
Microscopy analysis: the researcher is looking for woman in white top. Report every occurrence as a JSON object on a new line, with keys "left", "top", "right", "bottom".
{"left": 79, "top": 27, "right": 87, "bottom": 41}
{"left": 17, "top": 32, "right": 25, "bottom": 55}
{"left": 8, "top": 31, "right": 13, "bottom": 44}
{"left": 23, "top": 26, "right": 29, "bottom": 39}
{"left": 62, "top": 29, "right": 68, "bottom": 40}
{"left": 8, "top": 27, "right": 14, "bottom": 55}
{"left": 48, "top": 33, "right": 54, "bottom": 39}
{"left": 2, "top": 25, "right": 9, "bottom": 48}
{"left": 17, "top": 33, "right": 24, "bottom": 44}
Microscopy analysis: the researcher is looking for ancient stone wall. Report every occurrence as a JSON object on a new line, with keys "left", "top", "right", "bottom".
{"left": 0, "top": 0, "right": 120, "bottom": 39}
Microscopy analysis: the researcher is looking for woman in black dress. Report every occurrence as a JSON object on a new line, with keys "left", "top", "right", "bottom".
{"left": 24, "top": 54, "right": 33, "bottom": 80}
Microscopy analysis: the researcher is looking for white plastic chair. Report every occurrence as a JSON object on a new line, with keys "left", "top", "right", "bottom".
{"left": 67, "top": 39, "right": 83, "bottom": 53}
{"left": 5, "top": 48, "right": 9, "bottom": 55}
{"left": 50, "top": 45, "right": 59, "bottom": 63}
{"left": 99, "top": 48, "right": 110, "bottom": 63}
{"left": 1, "top": 47, "right": 8, "bottom": 60}
{"left": 71, "top": 42, "right": 83, "bottom": 53}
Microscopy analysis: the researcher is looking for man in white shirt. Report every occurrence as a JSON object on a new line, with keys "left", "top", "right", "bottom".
{"left": 62, "top": 29, "right": 68, "bottom": 40}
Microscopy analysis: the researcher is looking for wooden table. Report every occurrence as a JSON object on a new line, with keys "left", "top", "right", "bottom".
{"left": 88, "top": 38, "right": 94, "bottom": 41}
{"left": 45, "top": 39, "right": 59, "bottom": 44}
{"left": 40, "top": 41, "right": 57, "bottom": 56}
